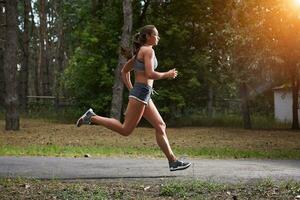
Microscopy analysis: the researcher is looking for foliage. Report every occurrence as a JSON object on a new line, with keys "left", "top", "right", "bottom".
{"left": 62, "top": 0, "right": 123, "bottom": 114}
{"left": 10, "top": 0, "right": 300, "bottom": 126}
{"left": 143, "top": 1, "right": 237, "bottom": 118}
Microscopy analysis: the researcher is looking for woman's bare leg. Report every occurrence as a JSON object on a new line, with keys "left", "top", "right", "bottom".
{"left": 90, "top": 98, "right": 145, "bottom": 136}
{"left": 142, "top": 99, "right": 176, "bottom": 162}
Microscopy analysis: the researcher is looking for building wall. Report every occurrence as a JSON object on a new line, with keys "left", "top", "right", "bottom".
{"left": 274, "top": 90, "right": 300, "bottom": 122}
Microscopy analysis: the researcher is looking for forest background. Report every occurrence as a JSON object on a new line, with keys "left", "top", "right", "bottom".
{"left": 1, "top": 0, "right": 300, "bottom": 130}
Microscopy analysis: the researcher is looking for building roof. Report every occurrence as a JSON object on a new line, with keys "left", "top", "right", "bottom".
{"left": 273, "top": 84, "right": 291, "bottom": 91}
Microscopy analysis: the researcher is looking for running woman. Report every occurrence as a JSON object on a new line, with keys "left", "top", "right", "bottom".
{"left": 76, "top": 25, "right": 191, "bottom": 172}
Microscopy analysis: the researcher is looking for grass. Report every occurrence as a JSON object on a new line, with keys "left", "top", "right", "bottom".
{"left": 0, "top": 178, "right": 108, "bottom": 200}
{"left": 1, "top": 105, "right": 290, "bottom": 129}
{"left": 169, "top": 113, "right": 291, "bottom": 129}
{"left": 0, "top": 145, "right": 299, "bottom": 159}
{"left": 160, "top": 181, "right": 225, "bottom": 199}
{"left": 1, "top": 118, "right": 300, "bottom": 159}
{"left": 160, "top": 179, "right": 300, "bottom": 199}
{"left": 0, "top": 177, "right": 299, "bottom": 199}
{"left": 0, "top": 145, "right": 162, "bottom": 158}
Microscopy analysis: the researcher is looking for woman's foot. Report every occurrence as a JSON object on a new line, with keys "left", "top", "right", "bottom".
{"left": 169, "top": 160, "right": 191, "bottom": 171}
{"left": 76, "top": 108, "right": 96, "bottom": 127}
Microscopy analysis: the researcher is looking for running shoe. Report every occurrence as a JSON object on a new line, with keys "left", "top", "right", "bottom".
{"left": 169, "top": 160, "right": 191, "bottom": 171}
{"left": 76, "top": 108, "right": 96, "bottom": 127}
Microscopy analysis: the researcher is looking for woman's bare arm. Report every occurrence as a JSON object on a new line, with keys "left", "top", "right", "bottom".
{"left": 121, "top": 58, "right": 134, "bottom": 90}
{"left": 144, "top": 48, "right": 177, "bottom": 80}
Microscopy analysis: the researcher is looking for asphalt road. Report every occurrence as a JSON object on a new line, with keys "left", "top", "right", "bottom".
{"left": 0, "top": 157, "right": 299, "bottom": 183}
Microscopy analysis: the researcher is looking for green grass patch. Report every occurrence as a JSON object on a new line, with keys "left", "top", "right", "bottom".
{"left": 160, "top": 180, "right": 224, "bottom": 199}
{"left": 1, "top": 177, "right": 299, "bottom": 200}
{"left": 160, "top": 179, "right": 300, "bottom": 199}
{"left": 0, "top": 145, "right": 163, "bottom": 158}
{"left": 51, "top": 184, "right": 108, "bottom": 200}
{"left": 1, "top": 145, "right": 299, "bottom": 159}
{"left": 174, "top": 147, "right": 300, "bottom": 159}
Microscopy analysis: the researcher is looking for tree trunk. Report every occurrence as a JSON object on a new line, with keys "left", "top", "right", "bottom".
{"left": 4, "top": 0, "right": 19, "bottom": 130}
{"left": 38, "top": 0, "right": 51, "bottom": 96}
{"left": 291, "top": 67, "right": 299, "bottom": 129}
{"left": 47, "top": 0, "right": 54, "bottom": 95}
{"left": 239, "top": 82, "right": 251, "bottom": 129}
{"left": 91, "top": 0, "right": 98, "bottom": 16}
{"left": 19, "top": 0, "right": 30, "bottom": 111}
{"left": 54, "top": 0, "right": 65, "bottom": 109}
{"left": 207, "top": 86, "right": 213, "bottom": 117}
{"left": 110, "top": 0, "right": 132, "bottom": 120}
{"left": 28, "top": 1, "right": 39, "bottom": 97}
{"left": 137, "top": 0, "right": 150, "bottom": 27}
{"left": 0, "top": 1, "right": 5, "bottom": 107}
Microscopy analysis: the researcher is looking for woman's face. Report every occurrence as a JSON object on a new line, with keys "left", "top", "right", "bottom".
{"left": 147, "top": 28, "right": 160, "bottom": 46}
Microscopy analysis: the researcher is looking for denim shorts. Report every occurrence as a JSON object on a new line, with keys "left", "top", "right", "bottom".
{"left": 129, "top": 82, "right": 152, "bottom": 105}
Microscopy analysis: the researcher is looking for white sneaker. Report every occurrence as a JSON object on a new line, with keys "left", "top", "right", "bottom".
{"left": 76, "top": 108, "right": 96, "bottom": 127}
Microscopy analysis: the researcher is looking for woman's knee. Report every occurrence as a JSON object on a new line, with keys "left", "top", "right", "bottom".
{"left": 121, "top": 127, "right": 134, "bottom": 137}
{"left": 156, "top": 121, "right": 166, "bottom": 134}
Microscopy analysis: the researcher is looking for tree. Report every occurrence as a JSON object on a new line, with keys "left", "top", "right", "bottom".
{"left": 38, "top": 0, "right": 51, "bottom": 96}
{"left": 110, "top": 0, "right": 132, "bottom": 120}
{"left": 62, "top": 1, "right": 120, "bottom": 114}
{"left": 143, "top": 0, "right": 233, "bottom": 120}
{"left": 4, "top": 0, "right": 19, "bottom": 130}
{"left": 222, "top": 0, "right": 274, "bottom": 129}
{"left": 0, "top": 1, "right": 5, "bottom": 107}
{"left": 270, "top": 1, "right": 300, "bottom": 129}
{"left": 27, "top": 1, "right": 40, "bottom": 97}
{"left": 255, "top": 1, "right": 300, "bottom": 129}
{"left": 19, "top": 0, "right": 30, "bottom": 111}
{"left": 53, "top": 0, "right": 67, "bottom": 107}
{"left": 136, "top": 0, "right": 150, "bottom": 28}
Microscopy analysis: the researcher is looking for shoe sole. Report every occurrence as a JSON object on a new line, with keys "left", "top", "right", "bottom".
{"left": 76, "top": 117, "right": 83, "bottom": 127}
{"left": 170, "top": 163, "right": 192, "bottom": 172}
{"left": 76, "top": 108, "right": 92, "bottom": 127}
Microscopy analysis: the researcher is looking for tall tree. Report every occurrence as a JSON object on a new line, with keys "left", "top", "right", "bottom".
{"left": 110, "top": 0, "right": 132, "bottom": 120}
{"left": 265, "top": 1, "right": 300, "bottom": 129}
{"left": 277, "top": 3, "right": 300, "bottom": 129}
{"left": 0, "top": 0, "right": 5, "bottom": 107}
{"left": 52, "top": 0, "right": 67, "bottom": 108}
{"left": 230, "top": 0, "right": 251, "bottom": 129}
{"left": 4, "top": 0, "right": 19, "bottom": 130}
{"left": 19, "top": 0, "right": 30, "bottom": 111}
{"left": 224, "top": 0, "right": 273, "bottom": 129}
{"left": 30, "top": 1, "right": 40, "bottom": 97}
{"left": 38, "top": 0, "right": 51, "bottom": 96}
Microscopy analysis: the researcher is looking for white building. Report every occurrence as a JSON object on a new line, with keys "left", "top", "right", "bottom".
{"left": 273, "top": 85, "right": 300, "bottom": 122}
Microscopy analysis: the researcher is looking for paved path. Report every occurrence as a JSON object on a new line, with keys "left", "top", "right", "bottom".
{"left": 0, "top": 157, "right": 299, "bottom": 183}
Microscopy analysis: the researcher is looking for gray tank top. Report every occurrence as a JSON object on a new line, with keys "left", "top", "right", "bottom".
{"left": 134, "top": 55, "right": 158, "bottom": 72}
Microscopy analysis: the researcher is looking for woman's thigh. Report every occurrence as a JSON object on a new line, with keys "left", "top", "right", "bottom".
{"left": 143, "top": 99, "right": 165, "bottom": 129}
{"left": 123, "top": 98, "right": 146, "bottom": 130}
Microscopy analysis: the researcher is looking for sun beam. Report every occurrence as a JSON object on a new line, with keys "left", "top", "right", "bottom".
{"left": 295, "top": 0, "right": 300, "bottom": 6}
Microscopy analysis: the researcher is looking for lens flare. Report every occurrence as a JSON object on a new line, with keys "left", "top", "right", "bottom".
{"left": 295, "top": 0, "right": 300, "bottom": 6}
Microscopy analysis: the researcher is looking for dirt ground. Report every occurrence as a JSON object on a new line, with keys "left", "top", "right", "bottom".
{"left": 1, "top": 118, "right": 300, "bottom": 153}
{"left": 1, "top": 178, "right": 300, "bottom": 200}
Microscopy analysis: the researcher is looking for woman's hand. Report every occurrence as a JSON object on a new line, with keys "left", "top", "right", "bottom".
{"left": 167, "top": 68, "right": 178, "bottom": 79}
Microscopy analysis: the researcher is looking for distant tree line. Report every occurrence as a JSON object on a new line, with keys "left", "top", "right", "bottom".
{"left": 1, "top": 0, "right": 300, "bottom": 130}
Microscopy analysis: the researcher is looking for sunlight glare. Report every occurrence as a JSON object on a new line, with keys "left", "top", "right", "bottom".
{"left": 295, "top": 0, "right": 300, "bottom": 6}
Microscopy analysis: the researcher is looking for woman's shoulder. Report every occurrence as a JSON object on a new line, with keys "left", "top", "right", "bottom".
{"left": 140, "top": 46, "right": 154, "bottom": 55}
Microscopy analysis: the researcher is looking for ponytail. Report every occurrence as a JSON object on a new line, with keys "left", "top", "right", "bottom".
{"left": 133, "top": 32, "right": 141, "bottom": 56}
{"left": 132, "top": 25, "right": 156, "bottom": 57}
